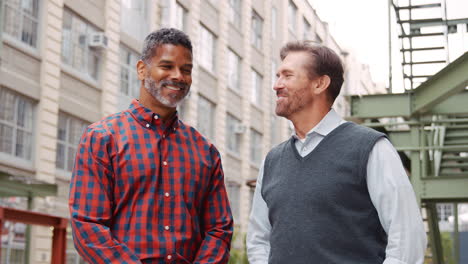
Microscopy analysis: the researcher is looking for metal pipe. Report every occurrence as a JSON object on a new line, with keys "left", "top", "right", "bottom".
{"left": 396, "top": 145, "right": 468, "bottom": 151}
{"left": 454, "top": 203, "right": 460, "bottom": 264}
{"left": 0, "top": 0, "right": 4, "bottom": 67}
{"left": 361, "top": 118, "right": 468, "bottom": 127}
{"left": 388, "top": 0, "right": 393, "bottom": 93}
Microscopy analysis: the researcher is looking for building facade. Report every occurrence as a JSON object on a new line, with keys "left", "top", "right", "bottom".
{"left": 0, "top": 0, "right": 381, "bottom": 262}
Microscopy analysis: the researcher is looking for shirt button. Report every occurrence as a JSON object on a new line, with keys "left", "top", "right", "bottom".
{"left": 164, "top": 225, "right": 170, "bottom": 230}
{"left": 165, "top": 192, "right": 170, "bottom": 197}
{"left": 163, "top": 161, "right": 168, "bottom": 166}
{"left": 167, "top": 255, "right": 172, "bottom": 260}
{"left": 154, "top": 115, "right": 159, "bottom": 119}
{"left": 145, "top": 123, "right": 150, "bottom": 128}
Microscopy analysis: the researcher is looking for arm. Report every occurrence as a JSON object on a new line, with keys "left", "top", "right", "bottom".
{"left": 193, "top": 149, "right": 234, "bottom": 263}
{"left": 246, "top": 161, "right": 271, "bottom": 264}
{"left": 367, "top": 138, "right": 427, "bottom": 264}
{"left": 69, "top": 128, "right": 142, "bottom": 264}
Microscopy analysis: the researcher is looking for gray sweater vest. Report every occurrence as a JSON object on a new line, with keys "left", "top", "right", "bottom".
{"left": 262, "top": 122, "right": 387, "bottom": 264}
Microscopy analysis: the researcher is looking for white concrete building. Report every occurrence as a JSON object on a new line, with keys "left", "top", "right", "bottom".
{"left": 0, "top": 0, "right": 382, "bottom": 262}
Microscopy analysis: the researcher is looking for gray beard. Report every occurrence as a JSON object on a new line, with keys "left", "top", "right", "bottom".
{"left": 144, "top": 77, "right": 185, "bottom": 108}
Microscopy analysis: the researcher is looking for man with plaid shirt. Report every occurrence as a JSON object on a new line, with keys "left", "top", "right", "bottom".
{"left": 69, "top": 28, "right": 233, "bottom": 263}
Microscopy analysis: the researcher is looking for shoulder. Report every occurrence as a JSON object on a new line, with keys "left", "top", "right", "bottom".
{"left": 179, "top": 120, "right": 220, "bottom": 155}
{"left": 82, "top": 111, "right": 127, "bottom": 143}
{"left": 265, "top": 139, "right": 291, "bottom": 162}
{"left": 342, "top": 122, "right": 386, "bottom": 141}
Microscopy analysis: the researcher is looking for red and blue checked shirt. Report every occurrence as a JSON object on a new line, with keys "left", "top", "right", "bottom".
{"left": 69, "top": 99, "right": 233, "bottom": 263}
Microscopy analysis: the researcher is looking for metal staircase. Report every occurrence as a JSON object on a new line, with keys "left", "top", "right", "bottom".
{"left": 393, "top": 0, "right": 449, "bottom": 90}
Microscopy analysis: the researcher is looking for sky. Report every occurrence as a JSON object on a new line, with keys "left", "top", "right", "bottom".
{"left": 308, "top": 0, "right": 468, "bottom": 92}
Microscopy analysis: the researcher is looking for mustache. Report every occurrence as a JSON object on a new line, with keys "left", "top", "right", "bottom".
{"left": 159, "top": 80, "right": 189, "bottom": 90}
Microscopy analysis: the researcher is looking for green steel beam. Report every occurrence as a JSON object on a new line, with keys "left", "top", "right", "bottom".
{"left": 425, "top": 203, "right": 444, "bottom": 264}
{"left": 421, "top": 177, "right": 468, "bottom": 201}
{"left": 428, "top": 90, "right": 468, "bottom": 115}
{"left": 387, "top": 130, "right": 411, "bottom": 147}
{"left": 412, "top": 52, "right": 468, "bottom": 114}
{"left": 350, "top": 93, "right": 411, "bottom": 118}
{"left": 349, "top": 53, "right": 468, "bottom": 119}
{"left": 0, "top": 172, "right": 57, "bottom": 198}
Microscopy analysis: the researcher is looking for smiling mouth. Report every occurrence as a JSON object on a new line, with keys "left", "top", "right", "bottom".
{"left": 165, "top": 85, "right": 184, "bottom": 91}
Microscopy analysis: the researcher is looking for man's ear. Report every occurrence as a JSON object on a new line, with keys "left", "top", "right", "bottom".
{"left": 313, "top": 75, "right": 331, "bottom": 95}
{"left": 137, "top": 60, "right": 148, "bottom": 81}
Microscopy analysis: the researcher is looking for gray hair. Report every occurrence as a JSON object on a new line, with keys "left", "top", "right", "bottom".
{"left": 141, "top": 28, "right": 192, "bottom": 64}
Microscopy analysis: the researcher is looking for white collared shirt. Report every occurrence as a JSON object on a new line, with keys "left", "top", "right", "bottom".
{"left": 247, "top": 109, "right": 427, "bottom": 264}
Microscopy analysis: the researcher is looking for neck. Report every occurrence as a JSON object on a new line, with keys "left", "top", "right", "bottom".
{"left": 139, "top": 88, "right": 177, "bottom": 123}
{"left": 289, "top": 101, "right": 331, "bottom": 139}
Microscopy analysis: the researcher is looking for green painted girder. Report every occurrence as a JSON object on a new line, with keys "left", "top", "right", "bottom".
{"left": 413, "top": 52, "right": 468, "bottom": 114}
{"left": 0, "top": 172, "right": 57, "bottom": 198}
{"left": 350, "top": 93, "right": 411, "bottom": 118}
{"left": 349, "top": 52, "right": 468, "bottom": 119}
{"left": 420, "top": 177, "right": 468, "bottom": 201}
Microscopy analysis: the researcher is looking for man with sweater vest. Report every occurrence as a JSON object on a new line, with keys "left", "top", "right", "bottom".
{"left": 247, "top": 41, "right": 427, "bottom": 264}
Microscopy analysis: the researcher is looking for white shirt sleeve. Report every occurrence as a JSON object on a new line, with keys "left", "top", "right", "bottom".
{"left": 367, "top": 138, "right": 427, "bottom": 264}
{"left": 246, "top": 160, "right": 271, "bottom": 264}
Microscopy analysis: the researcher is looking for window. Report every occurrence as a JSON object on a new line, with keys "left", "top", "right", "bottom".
{"left": 437, "top": 203, "right": 454, "bottom": 222}
{"left": 226, "top": 114, "right": 242, "bottom": 155}
{"left": 120, "top": 46, "right": 140, "bottom": 98}
{"left": 121, "top": 0, "right": 149, "bottom": 41}
{"left": 251, "top": 69, "right": 262, "bottom": 105}
{"left": 56, "top": 112, "right": 88, "bottom": 172}
{"left": 251, "top": 11, "right": 263, "bottom": 50}
{"left": 227, "top": 182, "right": 240, "bottom": 221}
{"left": 0, "top": 87, "right": 33, "bottom": 160}
{"left": 175, "top": 2, "right": 188, "bottom": 31}
{"left": 288, "top": 0, "right": 297, "bottom": 31}
{"left": 227, "top": 49, "right": 241, "bottom": 92}
{"left": 228, "top": 0, "right": 242, "bottom": 29}
{"left": 61, "top": 9, "right": 101, "bottom": 80}
{"left": 197, "top": 96, "right": 215, "bottom": 140}
{"left": 271, "top": 60, "right": 277, "bottom": 89}
{"left": 250, "top": 129, "right": 262, "bottom": 166}
{"left": 2, "top": 0, "right": 39, "bottom": 48}
{"left": 271, "top": 7, "right": 277, "bottom": 40}
{"left": 303, "top": 17, "right": 311, "bottom": 40}
{"left": 199, "top": 25, "right": 216, "bottom": 73}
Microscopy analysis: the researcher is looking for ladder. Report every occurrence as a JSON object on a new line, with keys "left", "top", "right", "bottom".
{"left": 392, "top": 0, "right": 449, "bottom": 90}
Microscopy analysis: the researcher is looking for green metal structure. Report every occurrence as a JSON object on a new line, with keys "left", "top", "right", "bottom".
{"left": 350, "top": 1, "right": 468, "bottom": 262}
{"left": 351, "top": 53, "right": 468, "bottom": 264}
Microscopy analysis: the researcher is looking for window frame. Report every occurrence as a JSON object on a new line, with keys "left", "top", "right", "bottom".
{"left": 251, "top": 10, "right": 263, "bottom": 50}
{"left": 228, "top": 0, "right": 242, "bottom": 29}
{"left": 55, "top": 112, "right": 88, "bottom": 174}
{"left": 250, "top": 69, "right": 263, "bottom": 106}
{"left": 227, "top": 49, "right": 241, "bottom": 93}
{"left": 226, "top": 114, "right": 242, "bottom": 156}
{"left": 119, "top": 45, "right": 141, "bottom": 99}
{"left": 199, "top": 24, "right": 216, "bottom": 73}
{"left": 197, "top": 95, "right": 216, "bottom": 141}
{"left": 249, "top": 128, "right": 263, "bottom": 167}
{"left": 288, "top": 0, "right": 298, "bottom": 32}
{"left": 61, "top": 8, "right": 102, "bottom": 82}
{"left": 1, "top": 0, "right": 41, "bottom": 49}
{"left": 0, "top": 87, "right": 35, "bottom": 168}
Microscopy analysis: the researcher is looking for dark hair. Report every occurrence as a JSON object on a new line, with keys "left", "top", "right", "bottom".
{"left": 141, "top": 28, "right": 193, "bottom": 63}
{"left": 280, "top": 41, "right": 344, "bottom": 103}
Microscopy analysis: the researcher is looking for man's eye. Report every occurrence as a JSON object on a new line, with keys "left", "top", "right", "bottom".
{"left": 161, "top": 65, "right": 172, "bottom": 69}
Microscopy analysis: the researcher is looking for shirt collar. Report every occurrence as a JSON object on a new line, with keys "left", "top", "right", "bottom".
{"left": 128, "top": 99, "right": 180, "bottom": 130}
{"left": 292, "top": 108, "right": 344, "bottom": 140}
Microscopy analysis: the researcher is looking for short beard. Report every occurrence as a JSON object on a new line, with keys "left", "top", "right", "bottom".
{"left": 275, "top": 86, "right": 310, "bottom": 118}
{"left": 144, "top": 77, "right": 188, "bottom": 108}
